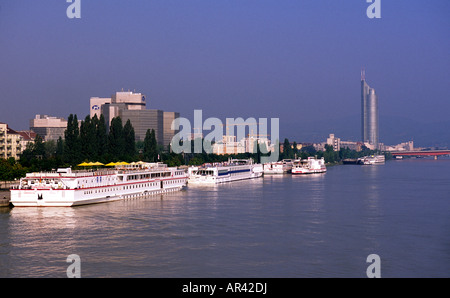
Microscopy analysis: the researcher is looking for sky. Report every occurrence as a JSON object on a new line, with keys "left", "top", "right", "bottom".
{"left": 0, "top": 0, "right": 449, "bottom": 147}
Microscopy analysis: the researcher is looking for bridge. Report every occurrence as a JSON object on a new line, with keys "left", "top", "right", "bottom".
{"left": 390, "top": 150, "right": 450, "bottom": 159}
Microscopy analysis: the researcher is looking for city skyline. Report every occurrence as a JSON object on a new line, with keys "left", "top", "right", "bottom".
{"left": 0, "top": 1, "right": 449, "bottom": 147}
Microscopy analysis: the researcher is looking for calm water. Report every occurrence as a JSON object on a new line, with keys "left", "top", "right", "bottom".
{"left": 0, "top": 159, "right": 449, "bottom": 278}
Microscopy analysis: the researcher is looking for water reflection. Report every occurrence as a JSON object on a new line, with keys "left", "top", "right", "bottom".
{"left": 1, "top": 161, "right": 449, "bottom": 277}
{"left": 6, "top": 207, "right": 82, "bottom": 277}
{"left": 11, "top": 207, "right": 78, "bottom": 229}
{"left": 357, "top": 164, "right": 383, "bottom": 255}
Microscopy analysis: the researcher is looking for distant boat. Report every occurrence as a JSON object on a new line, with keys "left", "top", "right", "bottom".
{"left": 357, "top": 155, "right": 385, "bottom": 165}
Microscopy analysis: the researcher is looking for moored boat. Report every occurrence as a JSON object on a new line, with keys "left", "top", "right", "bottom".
{"left": 10, "top": 162, "right": 187, "bottom": 207}
{"left": 263, "top": 159, "right": 293, "bottom": 174}
{"left": 357, "top": 155, "right": 385, "bottom": 165}
{"left": 187, "top": 158, "right": 263, "bottom": 185}
{"left": 291, "top": 157, "right": 326, "bottom": 174}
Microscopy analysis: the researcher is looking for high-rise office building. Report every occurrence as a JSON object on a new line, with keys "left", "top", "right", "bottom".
{"left": 361, "top": 69, "right": 379, "bottom": 148}
{"left": 120, "top": 109, "right": 164, "bottom": 145}
{"left": 92, "top": 90, "right": 178, "bottom": 150}
{"left": 163, "top": 111, "right": 180, "bottom": 150}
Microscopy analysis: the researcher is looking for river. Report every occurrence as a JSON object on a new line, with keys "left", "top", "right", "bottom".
{"left": 0, "top": 158, "right": 449, "bottom": 277}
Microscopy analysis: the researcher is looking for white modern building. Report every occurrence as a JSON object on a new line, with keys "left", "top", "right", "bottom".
{"left": 326, "top": 134, "right": 341, "bottom": 151}
{"left": 90, "top": 90, "right": 179, "bottom": 150}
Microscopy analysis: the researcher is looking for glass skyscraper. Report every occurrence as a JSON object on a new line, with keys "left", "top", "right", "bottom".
{"left": 361, "top": 69, "right": 379, "bottom": 148}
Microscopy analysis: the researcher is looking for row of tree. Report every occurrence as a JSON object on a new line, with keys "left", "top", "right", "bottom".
{"left": 2, "top": 119, "right": 384, "bottom": 180}
{"left": 19, "top": 114, "right": 160, "bottom": 172}
{"left": 63, "top": 114, "right": 139, "bottom": 163}
{"left": 280, "top": 138, "right": 382, "bottom": 164}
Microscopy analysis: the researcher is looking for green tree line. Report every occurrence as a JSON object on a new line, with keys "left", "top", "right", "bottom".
{"left": 17, "top": 114, "right": 160, "bottom": 173}
{"left": 280, "top": 138, "right": 384, "bottom": 164}
{"left": 1, "top": 125, "right": 386, "bottom": 181}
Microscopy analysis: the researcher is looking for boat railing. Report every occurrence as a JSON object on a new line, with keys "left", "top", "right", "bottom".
{"left": 26, "top": 169, "right": 117, "bottom": 178}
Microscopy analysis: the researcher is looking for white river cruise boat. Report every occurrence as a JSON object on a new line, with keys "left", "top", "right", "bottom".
{"left": 187, "top": 158, "right": 263, "bottom": 185}
{"left": 263, "top": 159, "right": 293, "bottom": 174}
{"left": 10, "top": 162, "right": 187, "bottom": 207}
{"left": 291, "top": 157, "right": 327, "bottom": 174}
{"left": 357, "top": 155, "right": 385, "bottom": 165}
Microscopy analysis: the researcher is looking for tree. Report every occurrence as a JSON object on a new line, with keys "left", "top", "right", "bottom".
{"left": 96, "top": 114, "right": 108, "bottom": 159}
{"left": 292, "top": 141, "right": 299, "bottom": 158}
{"left": 0, "top": 158, "right": 27, "bottom": 181}
{"left": 143, "top": 129, "right": 158, "bottom": 162}
{"left": 282, "top": 138, "right": 293, "bottom": 159}
{"left": 323, "top": 144, "right": 339, "bottom": 164}
{"left": 64, "top": 114, "right": 81, "bottom": 163}
{"left": 18, "top": 135, "right": 53, "bottom": 171}
{"left": 33, "top": 134, "right": 46, "bottom": 159}
{"left": 80, "top": 115, "right": 97, "bottom": 160}
{"left": 123, "top": 119, "right": 136, "bottom": 159}
{"left": 55, "top": 136, "right": 65, "bottom": 164}
{"left": 108, "top": 116, "right": 125, "bottom": 160}
{"left": 301, "top": 145, "right": 316, "bottom": 155}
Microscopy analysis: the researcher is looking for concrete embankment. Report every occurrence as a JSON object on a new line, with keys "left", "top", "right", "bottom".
{"left": 0, "top": 190, "right": 11, "bottom": 207}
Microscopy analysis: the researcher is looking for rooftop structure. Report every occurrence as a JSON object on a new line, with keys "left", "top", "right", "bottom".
{"left": 30, "top": 114, "right": 68, "bottom": 142}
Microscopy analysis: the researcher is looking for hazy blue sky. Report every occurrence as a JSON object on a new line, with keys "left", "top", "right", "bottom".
{"left": 0, "top": 1, "right": 449, "bottom": 146}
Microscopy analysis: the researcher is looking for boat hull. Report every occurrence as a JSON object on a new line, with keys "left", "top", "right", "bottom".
{"left": 10, "top": 163, "right": 187, "bottom": 207}
{"left": 291, "top": 168, "right": 326, "bottom": 174}
{"left": 188, "top": 172, "right": 262, "bottom": 185}
{"left": 10, "top": 184, "right": 185, "bottom": 207}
